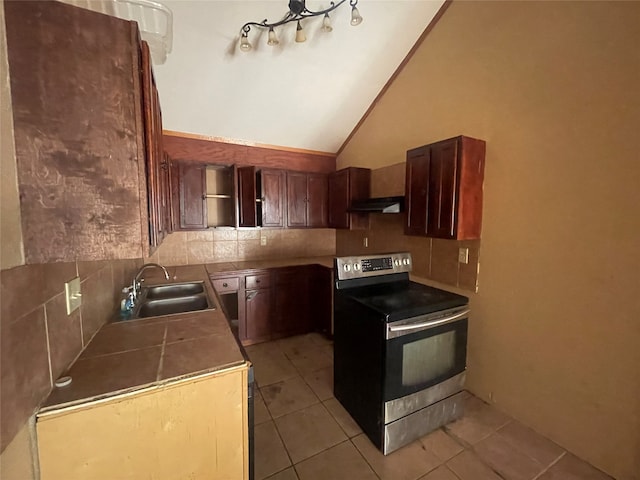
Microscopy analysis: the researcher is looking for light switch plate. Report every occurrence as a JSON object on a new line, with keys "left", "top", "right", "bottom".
{"left": 363, "top": 237, "right": 368, "bottom": 248}
{"left": 260, "top": 236, "right": 267, "bottom": 246}
{"left": 458, "top": 248, "right": 469, "bottom": 264}
{"left": 65, "top": 277, "right": 82, "bottom": 315}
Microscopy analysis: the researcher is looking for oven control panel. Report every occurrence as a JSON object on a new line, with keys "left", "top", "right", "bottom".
{"left": 335, "top": 252, "right": 412, "bottom": 280}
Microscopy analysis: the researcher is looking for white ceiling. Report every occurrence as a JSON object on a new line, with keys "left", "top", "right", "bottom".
{"left": 153, "top": 0, "right": 445, "bottom": 153}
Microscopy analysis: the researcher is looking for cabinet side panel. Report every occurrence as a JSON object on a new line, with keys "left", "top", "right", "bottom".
{"left": 37, "top": 369, "right": 248, "bottom": 480}
{"left": 457, "top": 137, "right": 485, "bottom": 240}
{"left": 5, "top": 1, "right": 144, "bottom": 262}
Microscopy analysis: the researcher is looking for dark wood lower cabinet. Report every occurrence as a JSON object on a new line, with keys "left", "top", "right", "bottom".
{"left": 274, "top": 268, "right": 310, "bottom": 336}
{"left": 214, "top": 265, "right": 332, "bottom": 346}
{"left": 244, "top": 287, "right": 272, "bottom": 344}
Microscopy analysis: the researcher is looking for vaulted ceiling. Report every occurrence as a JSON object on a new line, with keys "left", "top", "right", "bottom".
{"left": 152, "top": 0, "right": 446, "bottom": 153}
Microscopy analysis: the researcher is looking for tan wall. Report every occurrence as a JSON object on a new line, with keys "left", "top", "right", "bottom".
{"left": 337, "top": 2, "right": 640, "bottom": 479}
{"left": 0, "top": 0, "right": 24, "bottom": 269}
{"left": 146, "top": 229, "right": 336, "bottom": 266}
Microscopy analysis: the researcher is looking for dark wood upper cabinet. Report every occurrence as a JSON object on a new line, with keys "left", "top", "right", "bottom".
{"left": 178, "top": 163, "right": 207, "bottom": 230}
{"left": 328, "top": 167, "right": 371, "bottom": 230}
{"left": 405, "top": 136, "right": 485, "bottom": 240}
{"left": 140, "top": 41, "right": 170, "bottom": 247}
{"left": 4, "top": 1, "right": 163, "bottom": 261}
{"left": 307, "top": 173, "right": 328, "bottom": 227}
{"left": 237, "top": 166, "right": 258, "bottom": 227}
{"left": 259, "top": 169, "right": 285, "bottom": 228}
{"left": 286, "top": 172, "right": 328, "bottom": 228}
{"left": 286, "top": 172, "right": 308, "bottom": 227}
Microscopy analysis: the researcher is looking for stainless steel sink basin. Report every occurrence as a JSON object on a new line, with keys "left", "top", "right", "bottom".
{"left": 124, "top": 281, "right": 214, "bottom": 320}
{"left": 145, "top": 282, "right": 205, "bottom": 299}
{"left": 136, "top": 295, "right": 210, "bottom": 318}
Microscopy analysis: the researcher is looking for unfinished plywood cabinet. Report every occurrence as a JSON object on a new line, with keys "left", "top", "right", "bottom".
{"left": 36, "top": 366, "right": 249, "bottom": 480}
{"left": 4, "top": 1, "right": 165, "bottom": 262}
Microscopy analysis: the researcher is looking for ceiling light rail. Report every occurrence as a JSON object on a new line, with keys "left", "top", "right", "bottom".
{"left": 239, "top": 0, "right": 362, "bottom": 51}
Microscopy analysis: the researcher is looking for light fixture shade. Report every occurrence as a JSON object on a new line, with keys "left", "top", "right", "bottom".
{"left": 321, "top": 13, "right": 332, "bottom": 32}
{"left": 350, "top": 6, "right": 363, "bottom": 26}
{"left": 240, "top": 33, "right": 252, "bottom": 51}
{"left": 295, "top": 21, "right": 306, "bottom": 43}
{"left": 267, "top": 27, "right": 279, "bottom": 46}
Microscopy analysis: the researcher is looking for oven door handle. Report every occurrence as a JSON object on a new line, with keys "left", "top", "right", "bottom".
{"left": 387, "top": 309, "right": 469, "bottom": 334}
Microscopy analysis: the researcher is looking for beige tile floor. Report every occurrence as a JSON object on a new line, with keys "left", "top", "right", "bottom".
{"left": 247, "top": 333, "right": 613, "bottom": 480}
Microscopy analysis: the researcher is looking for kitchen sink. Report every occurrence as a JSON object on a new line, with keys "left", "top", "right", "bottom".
{"left": 124, "top": 281, "right": 214, "bottom": 320}
{"left": 136, "top": 295, "right": 210, "bottom": 318}
{"left": 145, "top": 282, "right": 205, "bottom": 299}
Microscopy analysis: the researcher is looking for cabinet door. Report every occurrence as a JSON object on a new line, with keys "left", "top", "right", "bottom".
{"left": 274, "top": 268, "right": 310, "bottom": 336}
{"left": 287, "top": 172, "right": 308, "bottom": 227}
{"left": 312, "top": 265, "right": 332, "bottom": 334}
{"left": 307, "top": 174, "right": 328, "bottom": 228}
{"left": 427, "top": 138, "right": 459, "bottom": 238}
{"left": 245, "top": 288, "right": 272, "bottom": 342}
{"left": 237, "top": 166, "right": 257, "bottom": 227}
{"left": 328, "top": 168, "right": 370, "bottom": 230}
{"left": 261, "top": 169, "right": 285, "bottom": 227}
{"left": 405, "top": 146, "right": 430, "bottom": 236}
{"left": 160, "top": 153, "right": 172, "bottom": 238}
{"left": 140, "top": 41, "right": 164, "bottom": 247}
{"left": 179, "top": 163, "right": 207, "bottom": 230}
{"left": 328, "top": 169, "right": 350, "bottom": 228}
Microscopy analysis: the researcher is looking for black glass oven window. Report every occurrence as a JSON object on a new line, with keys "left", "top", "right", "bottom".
{"left": 401, "top": 331, "right": 456, "bottom": 387}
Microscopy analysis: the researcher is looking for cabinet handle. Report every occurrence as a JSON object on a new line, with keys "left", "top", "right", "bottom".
{"left": 255, "top": 279, "right": 261, "bottom": 284}
{"left": 223, "top": 282, "right": 228, "bottom": 287}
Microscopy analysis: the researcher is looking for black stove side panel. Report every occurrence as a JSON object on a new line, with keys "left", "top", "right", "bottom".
{"left": 333, "top": 292, "right": 385, "bottom": 449}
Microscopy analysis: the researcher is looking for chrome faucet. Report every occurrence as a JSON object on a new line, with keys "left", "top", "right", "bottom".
{"left": 131, "top": 263, "right": 170, "bottom": 301}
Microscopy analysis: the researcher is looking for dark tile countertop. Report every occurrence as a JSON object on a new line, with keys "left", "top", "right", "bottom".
{"left": 40, "top": 265, "right": 244, "bottom": 413}
{"left": 39, "top": 257, "right": 334, "bottom": 414}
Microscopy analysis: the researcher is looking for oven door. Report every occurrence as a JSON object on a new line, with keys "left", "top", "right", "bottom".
{"left": 383, "top": 306, "right": 468, "bottom": 403}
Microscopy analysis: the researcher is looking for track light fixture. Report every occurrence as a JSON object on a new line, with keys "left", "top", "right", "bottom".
{"left": 239, "top": 0, "right": 362, "bottom": 52}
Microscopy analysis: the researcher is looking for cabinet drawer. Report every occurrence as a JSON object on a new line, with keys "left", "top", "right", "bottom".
{"left": 245, "top": 274, "right": 270, "bottom": 290}
{"left": 212, "top": 277, "right": 239, "bottom": 293}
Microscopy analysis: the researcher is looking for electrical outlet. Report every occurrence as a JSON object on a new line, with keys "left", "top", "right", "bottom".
{"left": 363, "top": 237, "right": 368, "bottom": 248}
{"left": 65, "top": 277, "right": 82, "bottom": 315}
{"left": 458, "top": 247, "right": 469, "bottom": 264}
{"left": 260, "top": 236, "right": 267, "bottom": 246}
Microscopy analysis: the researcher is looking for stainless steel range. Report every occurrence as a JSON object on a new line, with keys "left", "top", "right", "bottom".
{"left": 333, "top": 252, "right": 469, "bottom": 454}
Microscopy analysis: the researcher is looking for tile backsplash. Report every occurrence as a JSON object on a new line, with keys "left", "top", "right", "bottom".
{"left": 335, "top": 162, "right": 480, "bottom": 292}
{"left": 146, "top": 228, "right": 337, "bottom": 266}
{"left": 0, "top": 258, "right": 142, "bottom": 453}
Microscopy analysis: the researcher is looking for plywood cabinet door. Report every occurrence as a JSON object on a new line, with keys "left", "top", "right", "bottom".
{"left": 37, "top": 367, "right": 249, "bottom": 480}
{"left": 178, "top": 163, "right": 207, "bottom": 230}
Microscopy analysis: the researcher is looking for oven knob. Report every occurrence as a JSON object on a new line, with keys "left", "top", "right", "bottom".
{"left": 403, "top": 258, "right": 410, "bottom": 265}
{"left": 394, "top": 259, "right": 400, "bottom": 266}
{"left": 343, "top": 264, "right": 351, "bottom": 272}
{"left": 354, "top": 263, "right": 361, "bottom": 271}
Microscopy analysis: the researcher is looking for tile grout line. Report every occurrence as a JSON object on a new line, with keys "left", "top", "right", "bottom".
{"left": 531, "top": 451, "right": 567, "bottom": 480}
{"left": 155, "top": 323, "right": 168, "bottom": 381}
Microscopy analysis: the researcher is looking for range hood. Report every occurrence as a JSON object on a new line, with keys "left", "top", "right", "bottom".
{"left": 348, "top": 196, "right": 405, "bottom": 214}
